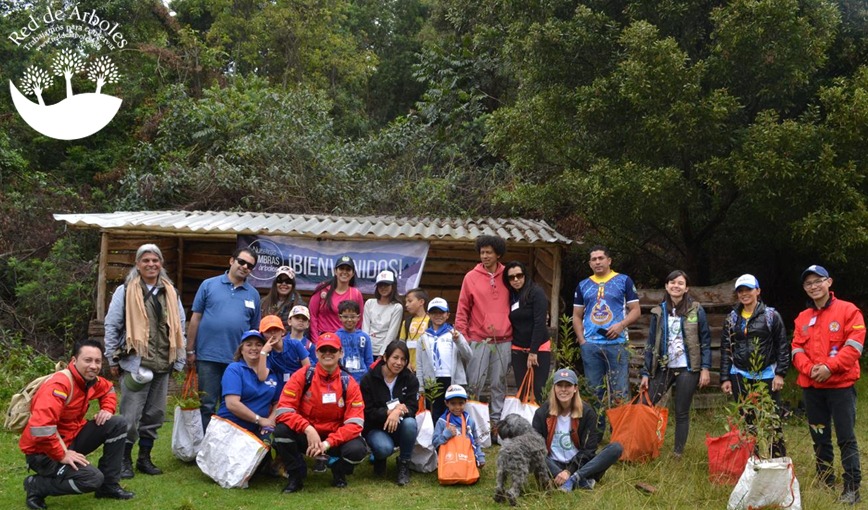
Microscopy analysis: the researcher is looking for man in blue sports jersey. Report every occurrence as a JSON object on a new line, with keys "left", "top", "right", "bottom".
{"left": 572, "top": 246, "right": 641, "bottom": 434}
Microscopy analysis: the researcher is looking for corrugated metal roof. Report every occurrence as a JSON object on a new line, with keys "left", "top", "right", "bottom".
{"left": 54, "top": 211, "right": 573, "bottom": 245}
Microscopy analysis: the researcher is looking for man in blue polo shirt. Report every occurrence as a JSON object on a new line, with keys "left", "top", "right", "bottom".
{"left": 187, "top": 247, "right": 262, "bottom": 430}
{"left": 572, "top": 245, "right": 640, "bottom": 434}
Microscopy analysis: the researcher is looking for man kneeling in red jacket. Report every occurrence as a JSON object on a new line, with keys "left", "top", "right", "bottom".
{"left": 20, "top": 339, "right": 133, "bottom": 509}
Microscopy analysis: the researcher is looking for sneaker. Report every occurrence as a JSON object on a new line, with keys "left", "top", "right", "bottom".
{"left": 577, "top": 477, "right": 596, "bottom": 490}
{"left": 559, "top": 476, "right": 575, "bottom": 492}
{"left": 312, "top": 455, "right": 328, "bottom": 474}
{"left": 838, "top": 489, "right": 861, "bottom": 505}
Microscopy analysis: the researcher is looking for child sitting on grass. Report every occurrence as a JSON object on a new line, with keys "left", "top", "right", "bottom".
{"left": 335, "top": 300, "right": 373, "bottom": 382}
{"left": 432, "top": 384, "right": 485, "bottom": 468}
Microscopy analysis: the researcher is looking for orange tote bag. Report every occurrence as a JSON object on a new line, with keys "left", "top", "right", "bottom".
{"left": 437, "top": 416, "right": 480, "bottom": 485}
{"left": 606, "top": 390, "right": 668, "bottom": 462}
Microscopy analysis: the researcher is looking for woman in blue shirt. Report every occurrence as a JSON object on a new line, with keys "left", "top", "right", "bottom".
{"left": 217, "top": 330, "right": 280, "bottom": 435}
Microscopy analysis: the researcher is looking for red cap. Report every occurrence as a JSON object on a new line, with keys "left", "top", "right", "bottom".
{"left": 316, "top": 332, "right": 342, "bottom": 351}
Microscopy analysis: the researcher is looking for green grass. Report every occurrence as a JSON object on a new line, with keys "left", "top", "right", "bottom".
{"left": 1, "top": 378, "right": 864, "bottom": 509}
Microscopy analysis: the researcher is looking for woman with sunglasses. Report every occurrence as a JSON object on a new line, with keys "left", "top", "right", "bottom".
{"left": 309, "top": 255, "right": 364, "bottom": 338}
{"left": 261, "top": 266, "right": 306, "bottom": 330}
{"left": 503, "top": 260, "right": 551, "bottom": 403}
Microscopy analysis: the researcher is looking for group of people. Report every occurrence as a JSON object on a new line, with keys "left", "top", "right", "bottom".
{"left": 18, "top": 240, "right": 865, "bottom": 508}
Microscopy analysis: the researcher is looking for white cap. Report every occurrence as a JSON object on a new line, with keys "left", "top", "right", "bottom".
{"left": 734, "top": 274, "right": 760, "bottom": 290}
{"left": 444, "top": 384, "right": 468, "bottom": 401}
{"left": 375, "top": 270, "right": 396, "bottom": 285}
{"left": 427, "top": 297, "right": 449, "bottom": 312}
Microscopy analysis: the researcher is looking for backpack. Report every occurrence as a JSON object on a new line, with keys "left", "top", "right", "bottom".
{"left": 726, "top": 306, "right": 776, "bottom": 333}
{"left": 302, "top": 366, "right": 350, "bottom": 397}
{"left": 5, "top": 363, "right": 74, "bottom": 432}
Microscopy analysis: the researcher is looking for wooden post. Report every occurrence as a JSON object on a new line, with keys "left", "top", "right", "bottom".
{"left": 549, "top": 246, "right": 562, "bottom": 329}
{"left": 96, "top": 231, "right": 109, "bottom": 321}
{"left": 177, "top": 237, "right": 184, "bottom": 301}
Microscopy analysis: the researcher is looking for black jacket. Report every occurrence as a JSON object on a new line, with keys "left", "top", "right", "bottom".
{"left": 359, "top": 360, "right": 419, "bottom": 434}
{"left": 531, "top": 400, "right": 599, "bottom": 473}
{"left": 509, "top": 283, "right": 549, "bottom": 352}
{"left": 720, "top": 301, "right": 790, "bottom": 381}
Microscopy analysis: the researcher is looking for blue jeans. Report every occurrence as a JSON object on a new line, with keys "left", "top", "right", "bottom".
{"left": 366, "top": 418, "right": 418, "bottom": 461}
{"left": 581, "top": 342, "right": 630, "bottom": 432}
{"left": 545, "top": 442, "right": 623, "bottom": 482}
{"left": 803, "top": 386, "right": 861, "bottom": 490}
{"left": 197, "top": 360, "right": 229, "bottom": 432}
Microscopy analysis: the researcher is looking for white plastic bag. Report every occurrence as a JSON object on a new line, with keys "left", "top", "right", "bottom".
{"left": 171, "top": 406, "right": 204, "bottom": 462}
{"left": 727, "top": 456, "right": 801, "bottom": 510}
{"left": 196, "top": 416, "right": 269, "bottom": 489}
{"left": 465, "top": 400, "right": 491, "bottom": 448}
{"left": 410, "top": 396, "right": 437, "bottom": 472}
{"left": 501, "top": 371, "right": 539, "bottom": 424}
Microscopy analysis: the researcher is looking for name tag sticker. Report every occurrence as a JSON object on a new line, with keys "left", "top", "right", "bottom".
{"left": 322, "top": 392, "right": 337, "bottom": 404}
{"left": 511, "top": 302, "right": 520, "bottom": 312}
{"left": 245, "top": 300, "right": 255, "bottom": 309}
{"left": 808, "top": 317, "right": 817, "bottom": 327}
{"left": 387, "top": 398, "right": 399, "bottom": 411}
{"left": 345, "top": 357, "right": 360, "bottom": 370}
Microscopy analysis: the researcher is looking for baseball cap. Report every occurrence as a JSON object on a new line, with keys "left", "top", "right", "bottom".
{"left": 801, "top": 265, "right": 830, "bottom": 281}
{"left": 444, "top": 384, "right": 468, "bottom": 401}
{"left": 552, "top": 368, "right": 578, "bottom": 386}
{"left": 734, "top": 274, "right": 760, "bottom": 290}
{"left": 375, "top": 270, "right": 396, "bottom": 286}
{"left": 240, "top": 330, "right": 265, "bottom": 343}
{"left": 335, "top": 255, "right": 355, "bottom": 270}
{"left": 316, "top": 332, "right": 342, "bottom": 352}
{"left": 427, "top": 297, "right": 449, "bottom": 313}
{"left": 259, "top": 315, "right": 285, "bottom": 333}
{"left": 275, "top": 265, "right": 296, "bottom": 280}
{"left": 289, "top": 305, "right": 310, "bottom": 320}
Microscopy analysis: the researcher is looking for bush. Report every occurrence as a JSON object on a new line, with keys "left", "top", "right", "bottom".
{"left": 0, "top": 329, "right": 58, "bottom": 413}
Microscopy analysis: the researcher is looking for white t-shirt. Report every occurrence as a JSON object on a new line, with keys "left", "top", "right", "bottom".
{"left": 550, "top": 415, "right": 577, "bottom": 463}
{"left": 363, "top": 300, "right": 404, "bottom": 356}
{"left": 667, "top": 315, "right": 688, "bottom": 368}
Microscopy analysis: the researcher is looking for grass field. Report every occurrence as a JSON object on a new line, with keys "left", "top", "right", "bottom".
{"left": 1, "top": 377, "right": 865, "bottom": 510}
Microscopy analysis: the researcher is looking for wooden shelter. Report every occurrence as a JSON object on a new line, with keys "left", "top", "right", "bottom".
{"left": 54, "top": 211, "right": 574, "bottom": 334}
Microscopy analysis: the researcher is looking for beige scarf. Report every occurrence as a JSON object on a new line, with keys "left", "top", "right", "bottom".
{"left": 124, "top": 275, "right": 184, "bottom": 363}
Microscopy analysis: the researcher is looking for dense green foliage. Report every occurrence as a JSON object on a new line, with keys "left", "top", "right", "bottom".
{"left": 1, "top": 0, "right": 868, "bottom": 348}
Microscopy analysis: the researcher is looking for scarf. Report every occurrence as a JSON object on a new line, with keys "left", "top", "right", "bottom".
{"left": 124, "top": 275, "right": 184, "bottom": 363}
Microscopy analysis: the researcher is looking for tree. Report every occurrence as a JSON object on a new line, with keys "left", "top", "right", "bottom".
{"left": 87, "top": 56, "right": 119, "bottom": 94}
{"left": 19, "top": 66, "right": 52, "bottom": 106}
{"left": 51, "top": 48, "right": 86, "bottom": 98}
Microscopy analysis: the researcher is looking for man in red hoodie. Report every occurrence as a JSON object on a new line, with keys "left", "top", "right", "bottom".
{"left": 20, "top": 339, "right": 133, "bottom": 510}
{"left": 455, "top": 235, "right": 513, "bottom": 424}
{"left": 792, "top": 265, "right": 865, "bottom": 505}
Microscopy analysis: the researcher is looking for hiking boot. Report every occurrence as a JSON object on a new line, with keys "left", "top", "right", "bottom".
{"left": 396, "top": 458, "right": 411, "bottom": 486}
{"left": 839, "top": 488, "right": 861, "bottom": 505}
{"left": 373, "top": 458, "right": 387, "bottom": 477}
{"left": 136, "top": 445, "right": 163, "bottom": 475}
{"left": 24, "top": 476, "right": 47, "bottom": 510}
{"left": 282, "top": 477, "right": 303, "bottom": 494}
{"left": 332, "top": 462, "right": 348, "bottom": 488}
{"left": 120, "top": 443, "right": 134, "bottom": 479}
{"left": 94, "top": 484, "right": 135, "bottom": 500}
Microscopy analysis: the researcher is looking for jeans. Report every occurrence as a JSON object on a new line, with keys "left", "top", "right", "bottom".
{"left": 366, "top": 418, "right": 418, "bottom": 461}
{"left": 197, "top": 360, "right": 229, "bottom": 432}
{"left": 647, "top": 368, "right": 700, "bottom": 454}
{"left": 511, "top": 350, "right": 551, "bottom": 404}
{"left": 545, "top": 442, "right": 623, "bottom": 482}
{"left": 730, "top": 373, "right": 786, "bottom": 458}
{"left": 580, "top": 342, "right": 630, "bottom": 433}
{"left": 803, "top": 386, "right": 861, "bottom": 490}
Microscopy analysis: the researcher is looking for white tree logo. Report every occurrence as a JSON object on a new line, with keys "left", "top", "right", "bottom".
{"left": 19, "top": 65, "right": 52, "bottom": 106}
{"left": 51, "top": 48, "right": 86, "bottom": 98}
{"left": 87, "top": 56, "right": 120, "bottom": 94}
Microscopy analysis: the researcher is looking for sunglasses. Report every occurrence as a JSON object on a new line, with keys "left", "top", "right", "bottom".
{"left": 317, "top": 347, "right": 339, "bottom": 354}
{"left": 508, "top": 273, "right": 525, "bottom": 281}
{"left": 276, "top": 278, "right": 294, "bottom": 285}
{"left": 236, "top": 259, "right": 256, "bottom": 269}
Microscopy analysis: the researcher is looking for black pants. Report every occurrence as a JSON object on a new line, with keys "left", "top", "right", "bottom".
{"left": 803, "top": 386, "right": 861, "bottom": 490}
{"left": 25, "top": 415, "right": 127, "bottom": 497}
{"left": 272, "top": 423, "right": 367, "bottom": 479}
{"left": 511, "top": 350, "right": 551, "bottom": 404}
{"left": 428, "top": 376, "right": 452, "bottom": 423}
{"left": 646, "top": 368, "right": 699, "bottom": 454}
{"left": 730, "top": 373, "right": 786, "bottom": 458}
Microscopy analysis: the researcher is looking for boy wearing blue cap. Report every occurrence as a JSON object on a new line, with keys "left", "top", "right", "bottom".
{"left": 432, "top": 385, "right": 485, "bottom": 468}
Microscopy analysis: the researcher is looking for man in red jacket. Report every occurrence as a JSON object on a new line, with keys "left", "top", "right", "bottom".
{"left": 455, "top": 235, "right": 513, "bottom": 425}
{"left": 272, "top": 333, "right": 366, "bottom": 493}
{"left": 20, "top": 339, "right": 133, "bottom": 509}
{"left": 792, "top": 265, "right": 865, "bottom": 505}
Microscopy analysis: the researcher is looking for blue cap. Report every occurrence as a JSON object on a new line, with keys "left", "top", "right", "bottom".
{"left": 335, "top": 255, "right": 355, "bottom": 270}
{"left": 444, "top": 384, "right": 468, "bottom": 401}
{"left": 552, "top": 368, "right": 578, "bottom": 386}
{"left": 240, "top": 330, "right": 264, "bottom": 342}
{"left": 734, "top": 274, "right": 760, "bottom": 290}
{"left": 801, "top": 265, "right": 830, "bottom": 282}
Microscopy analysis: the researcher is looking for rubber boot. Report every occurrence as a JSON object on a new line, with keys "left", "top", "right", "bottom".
{"left": 136, "top": 444, "right": 163, "bottom": 475}
{"left": 120, "top": 443, "right": 134, "bottom": 479}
